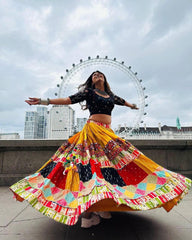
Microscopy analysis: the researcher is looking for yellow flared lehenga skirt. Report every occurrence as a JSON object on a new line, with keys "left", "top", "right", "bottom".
{"left": 10, "top": 120, "right": 191, "bottom": 225}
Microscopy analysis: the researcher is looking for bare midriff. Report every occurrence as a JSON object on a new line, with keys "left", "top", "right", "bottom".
{"left": 89, "top": 114, "right": 111, "bottom": 126}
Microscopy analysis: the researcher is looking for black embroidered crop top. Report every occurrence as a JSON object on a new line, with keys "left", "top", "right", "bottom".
{"left": 69, "top": 88, "right": 125, "bottom": 116}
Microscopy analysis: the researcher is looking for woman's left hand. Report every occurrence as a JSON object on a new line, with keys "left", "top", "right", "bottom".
{"left": 25, "top": 97, "right": 40, "bottom": 105}
{"left": 131, "top": 104, "right": 139, "bottom": 110}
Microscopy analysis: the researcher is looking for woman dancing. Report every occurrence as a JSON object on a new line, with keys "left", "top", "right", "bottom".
{"left": 10, "top": 71, "right": 191, "bottom": 228}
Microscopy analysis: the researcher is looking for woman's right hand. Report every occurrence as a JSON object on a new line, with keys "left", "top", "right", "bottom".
{"left": 25, "top": 97, "right": 40, "bottom": 105}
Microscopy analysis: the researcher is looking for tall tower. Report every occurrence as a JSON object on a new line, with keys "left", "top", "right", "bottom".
{"left": 24, "top": 111, "right": 38, "bottom": 139}
{"left": 37, "top": 107, "right": 48, "bottom": 139}
{"left": 24, "top": 107, "right": 48, "bottom": 139}
{"left": 48, "top": 105, "right": 75, "bottom": 139}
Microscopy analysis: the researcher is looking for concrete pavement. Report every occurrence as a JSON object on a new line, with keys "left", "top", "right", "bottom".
{"left": 0, "top": 186, "right": 192, "bottom": 240}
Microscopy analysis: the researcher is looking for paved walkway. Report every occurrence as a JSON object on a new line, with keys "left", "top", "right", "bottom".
{"left": 0, "top": 187, "right": 191, "bottom": 240}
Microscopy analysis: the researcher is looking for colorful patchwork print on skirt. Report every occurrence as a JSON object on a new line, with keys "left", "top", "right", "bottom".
{"left": 10, "top": 121, "right": 192, "bottom": 225}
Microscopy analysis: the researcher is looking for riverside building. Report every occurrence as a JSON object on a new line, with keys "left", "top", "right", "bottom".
{"left": 116, "top": 123, "right": 192, "bottom": 139}
{"left": 0, "top": 133, "right": 20, "bottom": 139}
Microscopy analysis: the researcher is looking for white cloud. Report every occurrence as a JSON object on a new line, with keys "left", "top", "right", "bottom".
{"left": 0, "top": 0, "right": 192, "bottom": 137}
{"left": 66, "top": 1, "right": 110, "bottom": 30}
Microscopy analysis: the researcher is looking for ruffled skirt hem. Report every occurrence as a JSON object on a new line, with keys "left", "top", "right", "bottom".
{"left": 10, "top": 121, "right": 192, "bottom": 225}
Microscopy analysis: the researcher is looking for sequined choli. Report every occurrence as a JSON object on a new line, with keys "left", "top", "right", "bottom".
{"left": 69, "top": 88, "right": 125, "bottom": 116}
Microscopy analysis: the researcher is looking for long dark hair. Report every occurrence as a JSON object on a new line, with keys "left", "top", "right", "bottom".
{"left": 78, "top": 71, "right": 112, "bottom": 92}
{"left": 78, "top": 70, "right": 112, "bottom": 110}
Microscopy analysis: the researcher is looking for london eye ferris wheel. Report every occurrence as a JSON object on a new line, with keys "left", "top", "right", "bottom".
{"left": 55, "top": 56, "right": 148, "bottom": 136}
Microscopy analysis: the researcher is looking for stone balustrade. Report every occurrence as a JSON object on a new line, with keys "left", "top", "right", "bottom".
{"left": 0, "top": 139, "right": 192, "bottom": 185}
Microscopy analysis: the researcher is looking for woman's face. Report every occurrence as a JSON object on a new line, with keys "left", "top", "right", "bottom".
{"left": 92, "top": 72, "right": 105, "bottom": 85}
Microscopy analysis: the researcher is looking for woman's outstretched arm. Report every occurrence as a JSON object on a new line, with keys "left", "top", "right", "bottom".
{"left": 113, "top": 94, "right": 138, "bottom": 110}
{"left": 25, "top": 97, "right": 71, "bottom": 106}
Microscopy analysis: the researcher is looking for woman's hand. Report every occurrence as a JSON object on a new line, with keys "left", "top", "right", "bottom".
{"left": 25, "top": 97, "right": 40, "bottom": 105}
{"left": 131, "top": 104, "right": 139, "bottom": 110}
{"left": 124, "top": 101, "right": 139, "bottom": 110}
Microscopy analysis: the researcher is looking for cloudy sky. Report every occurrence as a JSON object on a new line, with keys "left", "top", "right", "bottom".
{"left": 1, "top": 0, "right": 192, "bottom": 138}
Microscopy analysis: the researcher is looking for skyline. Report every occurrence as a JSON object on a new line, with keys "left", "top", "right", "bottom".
{"left": 0, "top": 104, "right": 187, "bottom": 139}
{"left": 1, "top": 103, "right": 189, "bottom": 139}
{"left": 1, "top": 0, "right": 192, "bottom": 137}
